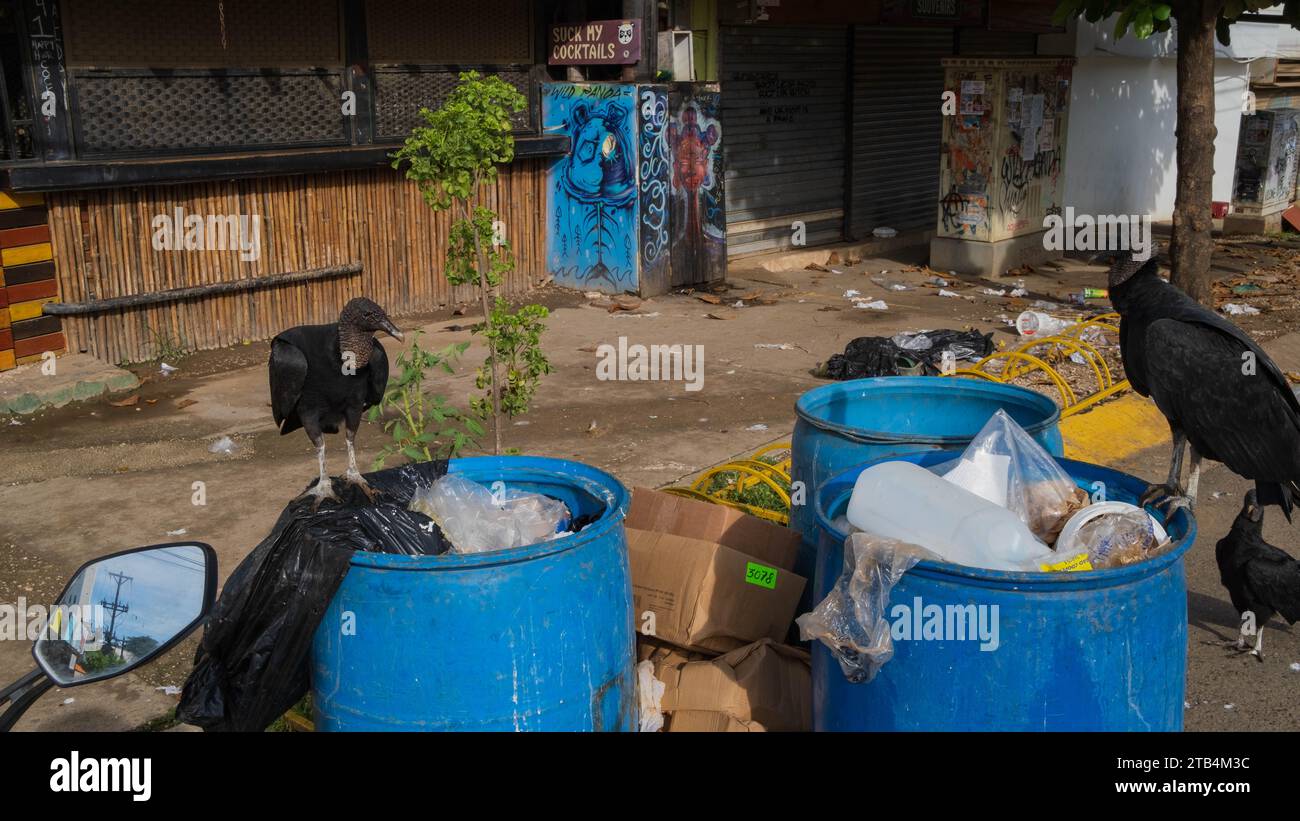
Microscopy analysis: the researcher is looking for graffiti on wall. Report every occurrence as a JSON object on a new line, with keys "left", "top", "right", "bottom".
{"left": 638, "top": 87, "right": 670, "bottom": 288}
{"left": 544, "top": 84, "right": 639, "bottom": 291}
{"left": 1234, "top": 112, "right": 1299, "bottom": 209}
{"left": 998, "top": 69, "right": 1069, "bottom": 232}
{"left": 668, "top": 87, "right": 725, "bottom": 285}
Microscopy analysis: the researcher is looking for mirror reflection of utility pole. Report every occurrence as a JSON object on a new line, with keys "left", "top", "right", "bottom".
{"left": 99, "top": 571, "right": 132, "bottom": 661}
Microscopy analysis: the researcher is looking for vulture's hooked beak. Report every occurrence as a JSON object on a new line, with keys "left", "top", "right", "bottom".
{"left": 382, "top": 319, "right": 404, "bottom": 342}
{"left": 1244, "top": 489, "right": 1263, "bottom": 523}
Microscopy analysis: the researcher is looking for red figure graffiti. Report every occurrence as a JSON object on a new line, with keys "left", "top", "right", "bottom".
{"left": 670, "top": 105, "right": 719, "bottom": 245}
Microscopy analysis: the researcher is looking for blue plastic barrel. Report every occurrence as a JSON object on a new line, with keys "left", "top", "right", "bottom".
{"left": 811, "top": 451, "right": 1196, "bottom": 731}
{"left": 791, "top": 377, "right": 1063, "bottom": 584}
{"left": 311, "top": 456, "right": 636, "bottom": 731}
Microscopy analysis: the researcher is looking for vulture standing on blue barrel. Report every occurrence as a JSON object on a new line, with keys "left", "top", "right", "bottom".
{"left": 1107, "top": 250, "right": 1300, "bottom": 516}
{"left": 269, "top": 298, "right": 403, "bottom": 506}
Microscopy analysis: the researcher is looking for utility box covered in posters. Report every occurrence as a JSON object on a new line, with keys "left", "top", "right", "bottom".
{"left": 1226, "top": 108, "right": 1299, "bottom": 234}
{"left": 543, "top": 82, "right": 726, "bottom": 297}
{"left": 931, "top": 58, "right": 1075, "bottom": 276}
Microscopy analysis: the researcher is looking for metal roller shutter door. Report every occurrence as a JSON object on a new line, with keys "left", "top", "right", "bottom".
{"left": 721, "top": 25, "right": 848, "bottom": 257}
{"left": 849, "top": 26, "right": 952, "bottom": 238}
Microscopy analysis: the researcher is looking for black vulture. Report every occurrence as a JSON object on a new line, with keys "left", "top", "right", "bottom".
{"left": 269, "top": 298, "right": 403, "bottom": 506}
{"left": 1215, "top": 490, "right": 1300, "bottom": 660}
{"left": 1107, "top": 251, "right": 1300, "bottom": 516}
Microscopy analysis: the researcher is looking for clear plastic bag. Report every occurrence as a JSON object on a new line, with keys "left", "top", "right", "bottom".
{"left": 941, "top": 409, "right": 1087, "bottom": 545}
{"left": 408, "top": 473, "right": 570, "bottom": 554}
{"left": 796, "top": 532, "right": 940, "bottom": 683}
{"left": 1078, "top": 508, "right": 1158, "bottom": 569}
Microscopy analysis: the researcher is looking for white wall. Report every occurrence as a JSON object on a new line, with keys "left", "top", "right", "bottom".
{"left": 1042, "top": 19, "right": 1252, "bottom": 220}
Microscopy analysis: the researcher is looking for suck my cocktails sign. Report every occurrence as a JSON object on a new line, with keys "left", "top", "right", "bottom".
{"left": 548, "top": 19, "right": 641, "bottom": 65}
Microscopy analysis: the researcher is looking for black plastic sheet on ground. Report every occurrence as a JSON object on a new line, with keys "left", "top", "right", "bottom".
{"left": 177, "top": 461, "right": 450, "bottom": 732}
{"left": 822, "top": 329, "right": 994, "bottom": 380}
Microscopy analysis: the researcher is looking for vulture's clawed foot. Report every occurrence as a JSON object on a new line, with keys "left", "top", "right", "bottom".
{"left": 298, "top": 478, "right": 340, "bottom": 511}
{"left": 1138, "top": 482, "right": 1190, "bottom": 512}
{"left": 344, "top": 471, "right": 381, "bottom": 502}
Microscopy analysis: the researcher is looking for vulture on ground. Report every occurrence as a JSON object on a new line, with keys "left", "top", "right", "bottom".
{"left": 1215, "top": 490, "right": 1300, "bottom": 660}
{"left": 269, "top": 297, "right": 403, "bottom": 506}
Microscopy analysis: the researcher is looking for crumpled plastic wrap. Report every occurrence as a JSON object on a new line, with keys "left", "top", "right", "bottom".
{"left": 942, "top": 409, "right": 1088, "bottom": 545}
{"left": 1079, "top": 508, "right": 1159, "bottom": 569}
{"left": 797, "top": 532, "right": 940, "bottom": 683}
{"left": 409, "top": 473, "right": 570, "bottom": 553}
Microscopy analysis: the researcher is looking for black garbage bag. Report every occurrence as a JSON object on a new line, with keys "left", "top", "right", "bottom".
{"left": 177, "top": 461, "right": 450, "bottom": 732}
{"left": 825, "top": 336, "right": 900, "bottom": 380}
{"left": 822, "top": 329, "right": 994, "bottom": 380}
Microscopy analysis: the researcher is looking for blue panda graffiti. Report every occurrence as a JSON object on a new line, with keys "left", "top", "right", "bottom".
{"left": 544, "top": 84, "right": 640, "bottom": 292}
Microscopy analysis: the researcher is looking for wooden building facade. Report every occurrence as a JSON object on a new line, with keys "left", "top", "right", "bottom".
{"left": 0, "top": 0, "right": 579, "bottom": 367}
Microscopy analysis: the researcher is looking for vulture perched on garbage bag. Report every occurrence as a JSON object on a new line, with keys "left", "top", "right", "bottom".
{"left": 1107, "top": 250, "right": 1300, "bottom": 517}
{"left": 269, "top": 297, "right": 403, "bottom": 506}
{"left": 1215, "top": 490, "right": 1300, "bottom": 660}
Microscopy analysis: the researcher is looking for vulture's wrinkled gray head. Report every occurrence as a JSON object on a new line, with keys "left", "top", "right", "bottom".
{"left": 339, "top": 297, "right": 403, "bottom": 341}
{"left": 1104, "top": 249, "right": 1152, "bottom": 289}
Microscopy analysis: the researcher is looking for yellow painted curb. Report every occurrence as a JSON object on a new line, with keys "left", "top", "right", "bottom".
{"left": 1060, "top": 391, "right": 1171, "bottom": 464}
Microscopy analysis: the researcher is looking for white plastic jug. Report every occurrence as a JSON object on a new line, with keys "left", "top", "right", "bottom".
{"left": 845, "top": 460, "right": 1053, "bottom": 571}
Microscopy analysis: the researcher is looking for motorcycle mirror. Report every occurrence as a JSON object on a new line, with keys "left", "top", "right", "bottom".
{"left": 32, "top": 543, "right": 217, "bottom": 688}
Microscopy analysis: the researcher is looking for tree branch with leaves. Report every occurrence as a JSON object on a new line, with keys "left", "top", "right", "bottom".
{"left": 392, "top": 71, "right": 553, "bottom": 453}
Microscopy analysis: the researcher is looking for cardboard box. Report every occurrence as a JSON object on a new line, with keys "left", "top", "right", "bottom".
{"left": 651, "top": 638, "right": 812, "bottom": 732}
{"left": 626, "top": 488, "right": 806, "bottom": 654}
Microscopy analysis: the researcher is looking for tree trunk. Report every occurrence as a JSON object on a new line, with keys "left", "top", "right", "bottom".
{"left": 1170, "top": 4, "right": 1219, "bottom": 304}
{"left": 462, "top": 194, "right": 502, "bottom": 456}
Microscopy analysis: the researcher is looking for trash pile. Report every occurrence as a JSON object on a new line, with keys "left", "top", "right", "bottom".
{"left": 800, "top": 410, "right": 1175, "bottom": 682}
{"left": 819, "top": 329, "right": 994, "bottom": 380}
{"left": 625, "top": 488, "right": 812, "bottom": 732}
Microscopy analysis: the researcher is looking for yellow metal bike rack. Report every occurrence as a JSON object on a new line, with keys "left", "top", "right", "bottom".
{"left": 666, "top": 444, "right": 796, "bottom": 525}
{"left": 946, "top": 312, "right": 1126, "bottom": 417}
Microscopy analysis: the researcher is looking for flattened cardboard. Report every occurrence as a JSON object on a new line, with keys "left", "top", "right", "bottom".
{"left": 651, "top": 638, "right": 812, "bottom": 732}
{"left": 626, "top": 487, "right": 802, "bottom": 570}
{"left": 626, "top": 488, "right": 807, "bottom": 653}
{"left": 627, "top": 528, "right": 805, "bottom": 653}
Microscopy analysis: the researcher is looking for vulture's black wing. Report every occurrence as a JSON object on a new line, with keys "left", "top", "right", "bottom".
{"left": 269, "top": 337, "right": 310, "bottom": 434}
{"left": 1143, "top": 318, "right": 1300, "bottom": 485}
{"left": 1164, "top": 300, "right": 1300, "bottom": 418}
{"left": 1242, "top": 549, "right": 1300, "bottom": 623}
{"left": 366, "top": 338, "right": 390, "bottom": 408}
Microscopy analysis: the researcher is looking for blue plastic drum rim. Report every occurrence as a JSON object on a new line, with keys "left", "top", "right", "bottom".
{"left": 795, "top": 377, "right": 1062, "bottom": 445}
{"left": 345, "top": 455, "right": 630, "bottom": 571}
{"left": 813, "top": 450, "right": 1197, "bottom": 591}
